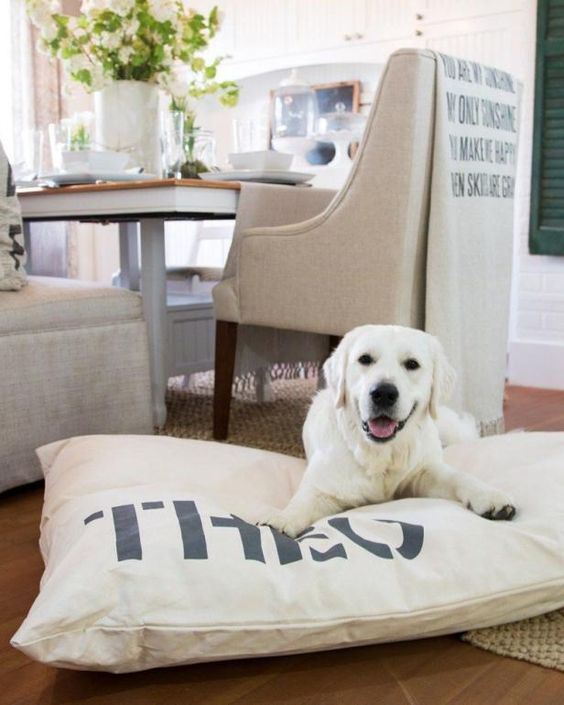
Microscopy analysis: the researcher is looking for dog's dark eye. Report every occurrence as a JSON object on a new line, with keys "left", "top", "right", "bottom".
{"left": 404, "top": 358, "right": 420, "bottom": 371}
{"left": 358, "top": 354, "right": 374, "bottom": 366}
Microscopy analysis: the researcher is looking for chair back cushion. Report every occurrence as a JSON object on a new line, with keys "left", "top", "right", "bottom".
{"left": 237, "top": 50, "right": 437, "bottom": 334}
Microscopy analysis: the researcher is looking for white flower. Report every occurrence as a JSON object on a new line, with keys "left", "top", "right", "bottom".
{"left": 35, "top": 36, "right": 52, "bottom": 56}
{"left": 28, "top": 0, "right": 61, "bottom": 17}
{"left": 148, "top": 0, "right": 177, "bottom": 24}
{"left": 118, "top": 45, "right": 134, "bottom": 63}
{"left": 90, "top": 65, "right": 107, "bottom": 91}
{"left": 162, "top": 72, "right": 188, "bottom": 100}
{"left": 124, "top": 16, "right": 140, "bottom": 37}
{"left": 41, "top": 18, "right": 60, "bottom": 41}
{"left": 102, "top": 32, "right": 122, "bottom": 50}
{"left": 74, "top": 25, "right": 88, "bottom": 41}
{"left": 27, "top": 0, "right": 58, "bottom": 31}
{"left": 108, "top": 0, "right": 135, "bottom": 17}
{"left": 66, "top": 16, "right": 86, "bottom": 41}
{"left": 81, "top": 0, "right": 105, "bottom": 13}
{"left": 67, "top": 54, "right": 90, "bottom": 75}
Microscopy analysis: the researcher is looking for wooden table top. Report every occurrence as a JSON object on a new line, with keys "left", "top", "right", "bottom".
{"left": 17, "top": 177, "right": 241, "bottom": 197}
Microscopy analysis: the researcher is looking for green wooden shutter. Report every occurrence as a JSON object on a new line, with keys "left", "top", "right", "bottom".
{"left": 530, "top": 0, "right": 564, "bottom": 255}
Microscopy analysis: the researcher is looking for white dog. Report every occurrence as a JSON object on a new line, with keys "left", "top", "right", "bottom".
{"left": 265, "top": 325, "right": 516, "bottom": 538}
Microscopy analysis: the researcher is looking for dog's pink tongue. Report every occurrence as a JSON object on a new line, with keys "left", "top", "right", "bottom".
{"left": 368, "top": 417, "right": 398, "bottom": 438}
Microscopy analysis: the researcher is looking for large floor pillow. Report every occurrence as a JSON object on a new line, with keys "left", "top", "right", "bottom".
{"left": 12, "top": 433, "right": 564, "bottom": 673}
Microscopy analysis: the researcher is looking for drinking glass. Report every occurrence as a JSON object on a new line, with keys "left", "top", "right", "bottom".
{"left": 161, "top": 111, "right": 185, "bottom": 179}
{"left": 48, "top": 120, "right": 72, "bottom": 172}
{"left": 232, "top": 118, "right": 254, "bottom": 153}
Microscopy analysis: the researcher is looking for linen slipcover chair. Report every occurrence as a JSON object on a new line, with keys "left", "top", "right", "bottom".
{"left": 212, "top": 48, "right": 518, "bottom": 440}
{"left": 0, "top": 143, "right": 153, "bottom": 492}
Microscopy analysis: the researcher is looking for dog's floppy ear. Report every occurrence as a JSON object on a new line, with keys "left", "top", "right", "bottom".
{"left": 429, "top": 338, "right": 457, "bottom": 419}
{"left": 323, "top": 338, "right": 348, "bottom": 409}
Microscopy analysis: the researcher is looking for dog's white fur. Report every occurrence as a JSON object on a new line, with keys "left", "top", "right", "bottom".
{"left": 265, "top": 325, "right": 515, "bottom": 538}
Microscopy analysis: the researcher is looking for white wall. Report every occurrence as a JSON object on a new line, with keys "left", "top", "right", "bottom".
{"left": 196, "top": 62, "right": 381, "bottom": 171}
{"left": 507, "top": 0, "right": 564, "bottom": 389}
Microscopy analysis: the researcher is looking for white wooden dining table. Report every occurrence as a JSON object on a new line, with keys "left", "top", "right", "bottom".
{"left": 18, "top": 178, "right": 241, "bottom": 427}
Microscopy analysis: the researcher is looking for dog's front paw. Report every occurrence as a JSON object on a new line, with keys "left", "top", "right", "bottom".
{"left": 462, "top": 487, "right": 516, "bottom": 521}
{"left": 257, "top": 510, "right": 310, "bottom": 539}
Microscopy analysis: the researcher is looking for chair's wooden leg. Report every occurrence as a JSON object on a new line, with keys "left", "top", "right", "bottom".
{"left": 213, "top": 320, "right": 238, "bottom": 440}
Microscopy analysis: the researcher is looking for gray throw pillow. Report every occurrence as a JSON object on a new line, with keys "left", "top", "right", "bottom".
{"left": 0, "top": 141, "right": 27, "bottom": 290}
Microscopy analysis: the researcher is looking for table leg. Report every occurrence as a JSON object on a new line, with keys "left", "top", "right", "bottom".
{"left": 139, "top": 218, "right": 168, "bottom": 427}
{"left": 115, "top": 222, "right": 140, "bottom": 290}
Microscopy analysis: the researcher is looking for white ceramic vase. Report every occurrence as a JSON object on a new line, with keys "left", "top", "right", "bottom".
{"left": 94, "top": 80, "right": 161, "bottom": 176}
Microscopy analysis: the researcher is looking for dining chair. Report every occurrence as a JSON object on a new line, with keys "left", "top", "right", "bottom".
{"left": 212, "top": 48, "right": 518, "bottom": 440}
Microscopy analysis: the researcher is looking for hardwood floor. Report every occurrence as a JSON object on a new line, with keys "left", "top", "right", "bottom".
{"left": 1, "top": 386, "right": 563, "bottom": 705}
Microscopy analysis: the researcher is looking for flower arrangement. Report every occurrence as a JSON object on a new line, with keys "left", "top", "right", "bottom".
{"left": 25, "top": 0, "right": 236, "bottom": 100}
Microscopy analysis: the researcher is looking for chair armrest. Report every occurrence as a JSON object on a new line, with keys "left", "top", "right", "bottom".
{"left": 222, "top": 183, "right": 336, "bottom": 280}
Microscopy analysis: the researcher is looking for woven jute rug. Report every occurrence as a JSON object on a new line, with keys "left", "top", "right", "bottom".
{"left": 461, "top": 611, "right": 564, "bottom": 672}
{"left": 160, "top": 372, "right": 563, "bottom": 672}
{"left": 158, "top": 372, "right": 311, "bottom": 458}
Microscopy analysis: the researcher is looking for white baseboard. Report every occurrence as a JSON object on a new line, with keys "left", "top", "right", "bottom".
{"left": 508, "top": 340, "right": 564, "bottom": 390}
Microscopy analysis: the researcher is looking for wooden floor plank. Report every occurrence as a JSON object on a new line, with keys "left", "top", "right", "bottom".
{"left": 1, "top": 386, "right": 563, "bottom": 705}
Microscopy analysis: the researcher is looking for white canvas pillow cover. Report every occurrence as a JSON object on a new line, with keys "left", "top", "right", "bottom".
{"left": 0, "top": 141, "right": 27, "bottom": 291}
{"left": 12, "top": 433, "right": 564, "bottom": 673}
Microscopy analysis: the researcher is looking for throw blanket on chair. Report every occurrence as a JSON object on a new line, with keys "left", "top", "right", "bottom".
{"left": 426, "top": 53, "right": 521, "bottom": 434}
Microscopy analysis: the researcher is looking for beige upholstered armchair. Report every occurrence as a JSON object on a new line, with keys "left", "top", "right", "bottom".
{"left": 213, "top": 48, "right": 519, "bottom": 440}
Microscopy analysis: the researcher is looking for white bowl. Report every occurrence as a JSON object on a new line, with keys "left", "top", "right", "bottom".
{"left": 228, "top": 150, "right": 293, "bottom": 171}
{"left": 61, "top": 150, "right": 130, "bottom": 173}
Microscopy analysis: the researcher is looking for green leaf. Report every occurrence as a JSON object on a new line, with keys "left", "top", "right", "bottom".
{"left": 73, "top": 68, "right": 92, "bottom": 87}
{"left": 60, "top": 45, "right": 79, "bottom": 60}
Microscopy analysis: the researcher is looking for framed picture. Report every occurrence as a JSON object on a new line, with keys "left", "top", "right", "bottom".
{"left": 270, "top": 80, "right": 361, "bottom": 166}
{"left": 314, "top": 80, "right": 361, "bottom": 115}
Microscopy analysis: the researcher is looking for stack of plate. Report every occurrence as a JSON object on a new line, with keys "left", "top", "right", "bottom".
{"left": 201, "top": 150, "right": 314, "bottom": 186}
{"left": 39, "top": 150, "right": 155, "bottom": 186}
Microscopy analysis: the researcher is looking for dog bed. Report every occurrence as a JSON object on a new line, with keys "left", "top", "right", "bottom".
{"left": 11, "top": 432, "right": 564, "bottom": 672}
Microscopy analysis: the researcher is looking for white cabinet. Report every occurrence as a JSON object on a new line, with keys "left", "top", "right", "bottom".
{"left": 193, "top": 0, "right": 290, "bottom": 65}
{"left": 228, "top": 0, "right": 290, "bottom": 61}
{"left": 416, "top": 0, "right": 523, "bottom": 25}
{"left": 202, "top": 0, "right": 525, "bottom": 82}
{"left": 418, "top": 12, "right": 524, "bottom": 74}
{"left": 289, "top": 0, "right": 417, "bottom": 54}
{"left": 290, "top": 0, "right": 365, "bottom": 53}
{"left": 361, "top": 0, "right": 418, "bottom": 43}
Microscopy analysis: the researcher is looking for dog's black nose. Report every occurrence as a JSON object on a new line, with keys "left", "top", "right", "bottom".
{"left": 370, "top": 383, "right": 399, "bottom": 408}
